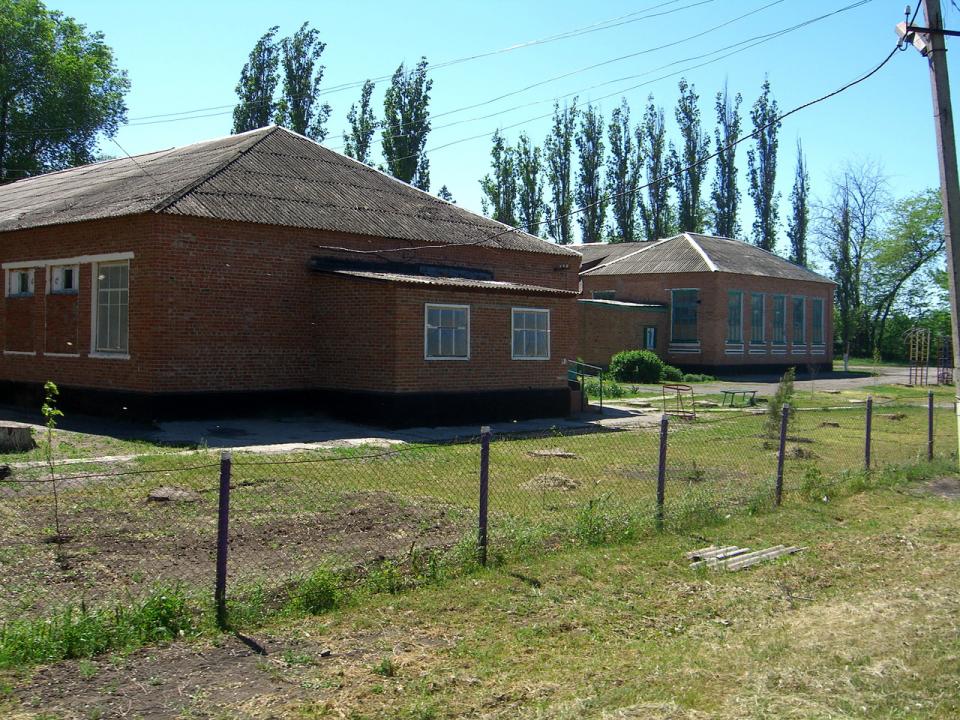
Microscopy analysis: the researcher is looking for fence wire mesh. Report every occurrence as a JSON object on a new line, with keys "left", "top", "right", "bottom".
{"left": 0, "top": 387, "right": 955, "bottom": 628}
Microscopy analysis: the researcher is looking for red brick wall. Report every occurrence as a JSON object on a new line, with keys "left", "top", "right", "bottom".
{"left": 581, "top": 271, "right": 835, "bottom": 368}
{"left": 577, "top": 301, "right": 668, "bottom": 367}
{"left": 0, "top": 214, "right": 580, "bottom": 395}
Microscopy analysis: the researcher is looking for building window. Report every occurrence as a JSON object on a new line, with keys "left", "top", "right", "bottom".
{"left": 671, "top": 289, "right": 699, "bottom": 343}
{"left": 51, "top": 266, "right": 78, "bottom": 294}
{"left": 592, "top": 290, "right": 616, "bottom": 301}
{"left": 7, "top": 269, "right": 34, "bottom": 297}
{"left": 727, "top": 291, "right": 743, "bottom": 343}
{"left": 644, "top": 326, "right": 657, "bottom": 350}
{"left": 425, "top": 304, "right": 469, "bottom": 360}
{"left": 95, "top": 262, "right": 129, "bottom": 354}
{"left": 512, "top": 308, "right": 550, "bottom": 360}
{"left": 750, "top": 293, "right": 764, "bottom": 343}
{"left": 812, "top": 298, "right": 824, "bottom": 345}
{"left": 772, "top": 295, "right": 786, "bottom": 344}
{"left": 792, "top": 296, "right": 805, "bottom": 344}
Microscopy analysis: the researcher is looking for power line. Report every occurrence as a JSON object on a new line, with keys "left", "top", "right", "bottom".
{"left": 314, "top": 41, "right": 903, "bottom": 256}
{"left": 328, "top": 0, "right": 871, "bottom": 157}
{"left": 362, "top": 0, "right": 875, "bottom": 168}
{"left": 119, "top": 0, "right": 708, "bottom": 124}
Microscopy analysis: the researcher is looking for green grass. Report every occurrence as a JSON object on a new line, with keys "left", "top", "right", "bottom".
{"left": 4, "top": 460, "right": 959, "bottom": 718}
{"left": 0, "top": 393, "right": 954, "bottom": 683}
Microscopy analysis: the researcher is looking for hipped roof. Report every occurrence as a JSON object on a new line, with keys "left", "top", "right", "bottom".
{"left": 0, "top": 126, "right": 576, "bottom": 257}
{"left": 577, "top": 233, "right": 834, "bottom": 284}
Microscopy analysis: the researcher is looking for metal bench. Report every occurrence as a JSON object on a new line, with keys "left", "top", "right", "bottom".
{"left": 720, "top": 389, "right": 757, "bottom": 407}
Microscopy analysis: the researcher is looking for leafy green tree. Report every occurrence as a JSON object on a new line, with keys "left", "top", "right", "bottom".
{"left": 672, "top": 78, "right": 710, "bottom": 233}
{"left": 381, "top": 57, "right": 432, "bottom": 190}
{"left": 747, "top": 78, "right": 781, "bottom": 251}
{"left": 275, "top": 22, "right": 332, "bottom": 140}
{"left": 544, "top": 99, "right": 577, "bottom": 244}
{"left": 232, "top": 26, "right": 281, "bottom": 133}
{"left": 343, "top": 80, "right": 377, "bottom": 164}
{"left": 0, "top": 0, "right": 129, "bottom": 183}
{"left": 711, "top": 83, "right": 742, "bottom": 238}
{"left": 479, "top": 129, "right": 517, "bottom": 226}
{"left": 575, "top": 104, "right": 607, "bottom": 243}
{"left": 866, "top": 189, "right": 944, "bottom": 352}
{"left": 787, "top": 139, "right": 810, "bottom": 266}
{"left": 637, "top": 96, "right": 674, "bottom": 241}
{"left": 606, "top": 99, "right": 640, "bottom": 243}
{"left": 515, "top": 132, "right": 545, "bottom": 235}
{"left": 437, "top": 185, "right": 455, "bottom": 203}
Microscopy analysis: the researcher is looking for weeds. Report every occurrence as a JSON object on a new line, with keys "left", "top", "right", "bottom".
{"left": 0, "top": 586, "right": 197, "bottom": 668}
{"left": 288, "top": 568, "right": 346, "bottom": 615}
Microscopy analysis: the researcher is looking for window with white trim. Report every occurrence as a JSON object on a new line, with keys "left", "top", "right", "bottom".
{"left": 772, "top": 295, "right": 786, "bottom": 344}
{"left": 792, "top": 296, "right": 805, "bottom": 344}
{"left": 95, "top": 262, "right": 129, "bottom": 354}
{"left": 51, "top": 265, "right": 78, "bottom": 294}
{"left": 7, "top": 269, "right": 34, "bottom": 297}
{"left": 750, "top": 292, "right": 765, "bottom": 343}
{"left": 512, "top": 308, "right": 550, "bottom": 360}
{"left": 727, "top": 291, "right": 743, "bottom": 343}
{"left": 812, "top": 298, "right": 825, "bottom": 345}
{"left": 424, "top": 304, "right": 469, "bottom": 360}
{"left": 671, "top": 289, "right": 699, "bottom": 343}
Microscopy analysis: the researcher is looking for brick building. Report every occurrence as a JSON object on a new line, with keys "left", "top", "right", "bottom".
{"left": 575, "top": 233, "right": 835, "bottom": 372}
{"left": 0, "top": 126, "right": 581, "bottom": 425}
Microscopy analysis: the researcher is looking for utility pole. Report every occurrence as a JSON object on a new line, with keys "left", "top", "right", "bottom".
{"left": 899, "top": 1, "right": 960, "bottom": 463}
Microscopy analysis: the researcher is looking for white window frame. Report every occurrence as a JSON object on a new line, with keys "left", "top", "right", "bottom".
{"left": 726, "top": 290, "right": 743, "bottom": 344}
{"left": 792, "top": 295, "right": 806, "bottom": 346}
{"left": 750, "top": 292, "right": 765, "bottom": 345}
{"left": 6, "top": 268, "right": 34, "bottom": 297}
{"left": 90, "top": 260, "right": 130, "bottom": 359}
{"left": 511, "top": 307, "right": 551, "bottom": 361}
{"left": 48, "top": 265, "right": 79, "bottom": 295}
{"left": 812, "top": 297, "right": 825, "bottom": 346}
{"left": 424, "top": 303, "right": 470, "bottom": 361}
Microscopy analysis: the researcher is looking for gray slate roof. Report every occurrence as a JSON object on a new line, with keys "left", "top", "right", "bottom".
{"left": 327, "top": 269, "right": 577, "bottom": 296}
{"left": 572, "top": 241, "right": 656, "bottom": 271}
{"left": 0, "top": 126, "right": 576, "bottom": 257}
{"left": 579, "top": 233, "right": 834, "bottom": 284}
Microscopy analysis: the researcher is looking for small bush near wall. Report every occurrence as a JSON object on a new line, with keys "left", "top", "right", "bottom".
{"left": 609, "top": 350, "right": 665, "bottom": 383}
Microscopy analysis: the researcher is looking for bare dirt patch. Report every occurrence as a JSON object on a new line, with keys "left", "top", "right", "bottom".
{"left": 0, "top": 491, "right": 467, "bottom": 619}
{"left": 527, "top": 448, "right": 579, "bottom": 459}
{"left": 913, "top": 477, "right": 960, "bottom": 500}
{"left": 521, "top": 473, "right": 581, "bottom": 492}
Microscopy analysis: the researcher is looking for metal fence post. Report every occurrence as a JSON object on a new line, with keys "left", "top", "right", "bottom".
{"left": 865, "top": 395, "right": 873, "bottom": 471}
{"left": 656, "top": 414, "right": 668, "bottom": 531}
{"left": 775, "top": 403, "right": 790, "bottom": 506}
{"left": 928, "top": 390, "right": 935, "bottom": 461}
{"left": 478, "top": 426, "right": 491, "bottom": 566}
{"left": 215, "top": 450, "right": 232, "bottom": 630}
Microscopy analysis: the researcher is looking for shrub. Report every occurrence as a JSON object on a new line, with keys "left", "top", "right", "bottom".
{"left": 583, "top": 377, "right": 627, "bottom": 399}
{"left": 681, "top": 372, "right": 716, "bottom": 383}
{"left": 609, "top": 350, "right": 664, "bottom": 383}
{"left": 290, "top": 568, "right": 345, "bottom": 614}
{"left": 661, "top": 364, "right": 683, "bottom": 382}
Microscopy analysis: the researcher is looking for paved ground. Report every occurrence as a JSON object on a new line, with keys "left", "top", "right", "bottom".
{"left": 0, "top": 364, "right": 928, "bottom": 453}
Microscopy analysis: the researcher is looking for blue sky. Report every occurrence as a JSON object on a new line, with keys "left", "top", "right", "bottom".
{"left": 52, "top": 0, "right": 959, "bottom": 254}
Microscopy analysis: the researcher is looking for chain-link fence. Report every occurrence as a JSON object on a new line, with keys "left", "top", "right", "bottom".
{"left": 0, "top": 389, "right": 954, "bottom": 630}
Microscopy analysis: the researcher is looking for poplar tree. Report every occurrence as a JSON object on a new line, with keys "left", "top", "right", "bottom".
{"left": 787, "top": 139, "right": 810, "bottom": 266}
{"left": 274, "top": 22, "right": 332, "bottom": 140}
{"left": 637, "top": 96, "right": 674, "bottom": 241}
{"left": 747, "top": 78, "right": 781, "bottom": 251}
{"left": 343, "top": 80, "right": 377, "bottom": 164}
{"left": 515, "top": 132, "right": 546, "bottom": 235}
{"left": 606, "top": 98, "right": 641, "bottom": 243}
{"left": 232, "top": 27, "right": 281, "bottom": 133}
{"left": 479, "top": 129, "right": 517, "bottom": 226}
{"left": 382, "top": 57, "right": 432, "bottom": 190}
{"left": 711, "top": 82, "right": 742, "bottom": 238}
{"left": 544, "top": 100, "right": 578, "bottom": 244}
{"left": 672, "top": 78, "right": 710, "bottom": 233}
{"left": 437, "top": 185, "right": 455, "bottom": 203}
{"left": 575, "top": 104, "right": 607, "bottom": 243}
